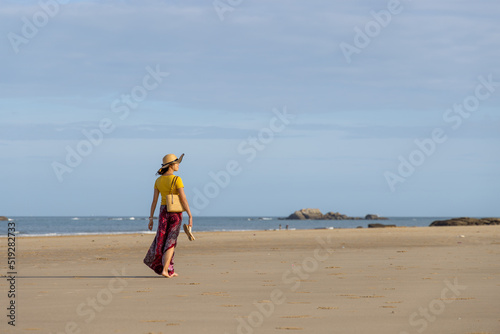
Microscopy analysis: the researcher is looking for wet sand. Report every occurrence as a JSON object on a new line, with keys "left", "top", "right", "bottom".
{"left": 1, "top": 226, "right": 499, "bottom": 334}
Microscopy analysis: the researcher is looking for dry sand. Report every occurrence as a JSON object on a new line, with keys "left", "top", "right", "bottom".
{"left": 1, "top": 226, "right": 499, "bottom": 334}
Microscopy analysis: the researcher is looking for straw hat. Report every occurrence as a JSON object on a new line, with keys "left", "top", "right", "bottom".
{"left": 161, "top": 153, "right": 184, "bottom": 167}
{"left": 156, "top": 153, "right": 184, "bottom": 174}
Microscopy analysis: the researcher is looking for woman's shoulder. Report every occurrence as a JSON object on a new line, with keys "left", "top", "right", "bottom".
{"left": 155, "top": 175, "right": 172, "bottom": 183}
{"left": 156, "top": 174, "right": 182, "bottom": 181}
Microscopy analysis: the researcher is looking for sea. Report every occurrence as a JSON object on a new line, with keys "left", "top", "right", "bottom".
{"left": 0, "top": 216, "right": 452, "bottom": 237}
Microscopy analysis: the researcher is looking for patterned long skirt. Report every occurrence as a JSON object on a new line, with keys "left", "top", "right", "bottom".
{"left": 143, "top": 205, "right": 183, "bottom": 275}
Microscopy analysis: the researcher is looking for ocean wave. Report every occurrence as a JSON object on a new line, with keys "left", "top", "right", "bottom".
{"left": 1, "top": 231, "right": 156, "bottom": 238}
{"left": 0, "top": 228, "right": 265, "bottom": 237}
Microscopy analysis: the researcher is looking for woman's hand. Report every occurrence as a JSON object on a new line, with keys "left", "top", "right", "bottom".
{"left": 188, "top": 216, "right": 193, "bottom": 228}
{"left": 148, "top": 218, "right": 154, "bottom": 231}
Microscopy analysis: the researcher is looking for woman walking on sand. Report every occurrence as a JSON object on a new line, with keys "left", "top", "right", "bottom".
{"left": 143, "top": 153, "right": 193, "bottom": 278}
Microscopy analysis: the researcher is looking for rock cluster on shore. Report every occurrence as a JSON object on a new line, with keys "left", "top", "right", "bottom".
{"left": 430, "top": 217, "right": 500, "bottom": 226}
{"left": 281, "top": 208, "right": 388, "bottom": 220}
{"left": 0, "top": 216, "right": 8, "bottom": 221}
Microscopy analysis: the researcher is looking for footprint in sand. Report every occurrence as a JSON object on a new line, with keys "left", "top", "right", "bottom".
{"left": 142, "top": 320, "right": 180, "bottom": 326}
{"left": 280, "top": 315, "right": 310, "bottom": 318}
{"left": 202, "top": 291, "right": 229, "bottom": 296}
{"left": 276, "top": 327, "right": 303, "bottom": 330}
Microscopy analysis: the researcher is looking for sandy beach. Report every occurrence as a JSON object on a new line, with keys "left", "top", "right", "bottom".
{"left": 1, "top": 226, "right": 499, "bottom": 334}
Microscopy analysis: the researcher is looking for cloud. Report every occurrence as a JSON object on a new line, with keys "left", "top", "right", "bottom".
{"left": 1, "top": 0, "right": 499, "bottom": 216}
{"left": 0, "top": 122, "right": 263, "bottom": 141}
{"left": 1, "top": 0, "right": 499, "bottom": 114}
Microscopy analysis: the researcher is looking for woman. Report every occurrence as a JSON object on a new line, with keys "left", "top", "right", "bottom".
{"left": 143, "top": 153, "right": 193, "bottom": 278}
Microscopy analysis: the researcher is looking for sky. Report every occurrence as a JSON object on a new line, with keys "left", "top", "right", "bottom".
{"left": 1, "top": 0, "right": 499, "bottom": 217}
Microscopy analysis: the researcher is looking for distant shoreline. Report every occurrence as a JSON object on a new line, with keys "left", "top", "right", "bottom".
{"left": 3, "top": 216, "right": 497, "bottom": 238}
{"left": 3, "top": 224, "right": 500, "bottom": 239}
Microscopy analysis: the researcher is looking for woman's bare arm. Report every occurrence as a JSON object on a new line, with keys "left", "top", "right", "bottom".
{"left": 178, "top": 187, "right": 193, "bottom": 227}
{"left": 148, "top": 188, "right": 160, "bottom": 230}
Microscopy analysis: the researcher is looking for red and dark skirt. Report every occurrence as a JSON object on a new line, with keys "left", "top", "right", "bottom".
{"left": 143, "top": 205, "right": 183, "bottom": 275}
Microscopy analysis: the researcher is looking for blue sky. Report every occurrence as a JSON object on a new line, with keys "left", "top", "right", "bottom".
{"left": 1, "top": 0, "right": 499, "bottom": 217}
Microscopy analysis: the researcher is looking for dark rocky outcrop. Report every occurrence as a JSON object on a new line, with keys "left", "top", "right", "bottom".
{"left": 0, "top": 216, "right": 8, "bottom": 221}
{"left": 365, "top": 214, "right": 388, "bottom": 220}
{"left": 282, "top": 209, "right": 388, "bottom": 221}
{"left": 323, "top": 211, "right": 353, "bottom": 220}
{"left": 368, "top": 223, "right": 396, "bottom": 228}
{"left": 430, "top": 217, "right": 500, "bottom": 226}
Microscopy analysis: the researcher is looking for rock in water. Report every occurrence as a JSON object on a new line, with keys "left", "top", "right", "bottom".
{"left": 365, "top": 214, "right": 388, "bottom": 220}
{"left": 282, "top": 209, "right": 389, "bottom": 221}
{"left": 0, "top": 216, "right": 8, "bottom": 221}
{"left": 323, "top": 212, "right": 349, "bottom": 220}
{"left": 286, "top": 208, "right": 324, "bottom": 220}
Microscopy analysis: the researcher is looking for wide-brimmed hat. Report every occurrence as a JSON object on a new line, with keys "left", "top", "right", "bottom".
{"left": 161, "top": 153, "right": 184, "bottom": 167}
{"left": 156, "top": 153, "right": 184, "bottom": 174}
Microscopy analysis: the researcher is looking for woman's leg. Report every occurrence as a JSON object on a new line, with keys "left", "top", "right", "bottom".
{"left": 161, "top": 246, "right": 178, "bottom": 278}
{"left": 161, "top": 212, "right": 183, "bottom": 278}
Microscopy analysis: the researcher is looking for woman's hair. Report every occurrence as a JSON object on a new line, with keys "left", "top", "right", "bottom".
{"left": 156, "top": 165, "right": 171, "bottom": 175}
